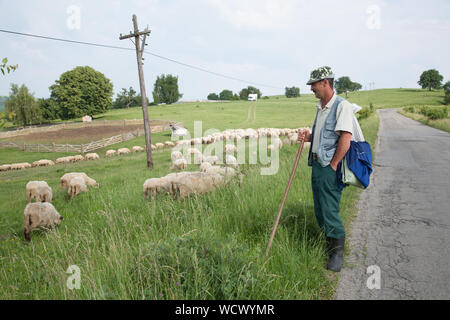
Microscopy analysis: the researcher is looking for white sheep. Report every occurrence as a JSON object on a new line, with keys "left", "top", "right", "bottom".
{"left": 205, "top": 155, "right": 219, "bottom": 165}
{"left": 200, "top": 161, "right": 212, "bottom": 172}
{"left": 164, "top": 141, "right": 175, "bottom": 147}
{"left": 11, "top": 163, "right": 31, "bottom": 170}
{"left": 155, "top": 143, "right": 165, "bottom": 149}
{"left": 151, "top": 144, "right": 157, "bottom": 150}
{"left": 171, "top": 150, "right": 184, "bottom": 163}
{"left": 132, "top": 146, "right": 144, "bottom": 153}
{"left": 26, "top": 181, "right": 50, "bottom": 203}
{"left": 68, "top": 176, "right": 88, "bottom": 198}
{"left": 170, "top": 172, "right": 225, "bottom": 199}
{"left": 85, "top": 153, "right": 100, "bottom": 160}
{"left": 117, "top": 148, "right": 131, "bottom": 155}
{"left": 71, "top": 155, "right": 84, "bottom": 162}
{"left": 24, "top": 202, "right": 63, "bottom": 242}
{"left": 143, "top": 172, "right": 193, "bottom": 197}
{"left": 205, "top": 166, "right": 236, "bottom": 178}
{"left": 0, "top": 164, "right": 11, "bottom": 171}
{"left": 224, "top": 144, "right": 238, "bottom": 153}
{"left": 225, "top": 155, "right": 238, "bottom": 168}
{"left": 56, "top": 156, "right": 71, "bottom": 164}
{"left": 60, "top": 172, "right": 99, "bottom": 190}
{"left": 106, "top": 150, "right": 116, "bottom": 157}
{"left": 32, "top": 159, "right": 55, "bottom": 167}
{"left": 171, "top": 158, "right": 187, "bottom": 171}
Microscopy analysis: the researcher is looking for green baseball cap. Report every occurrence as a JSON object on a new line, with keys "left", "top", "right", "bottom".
{"left": 306, "top": 66, "right": 335, "bottom": 85}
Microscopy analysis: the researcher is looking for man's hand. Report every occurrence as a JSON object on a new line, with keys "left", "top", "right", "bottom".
{"left": 298, "top": 129, "right": 311, "bottom": 142}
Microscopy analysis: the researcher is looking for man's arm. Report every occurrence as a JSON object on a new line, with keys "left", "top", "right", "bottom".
{"left": 330, "top": 131, "right": 352, "bottom": 171}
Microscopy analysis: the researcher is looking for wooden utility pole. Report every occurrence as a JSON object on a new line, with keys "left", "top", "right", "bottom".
{"left": 120, "top": 14, "right": 153, "bottom": 169}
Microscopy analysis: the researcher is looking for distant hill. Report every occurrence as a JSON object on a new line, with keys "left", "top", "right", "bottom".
{"left": 0, "top": 96, "right": 7, "bottom": 112}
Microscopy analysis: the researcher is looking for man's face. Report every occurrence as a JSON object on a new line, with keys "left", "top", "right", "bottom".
{"left": 310, "top": 80, "right": 327, "bottom": 99}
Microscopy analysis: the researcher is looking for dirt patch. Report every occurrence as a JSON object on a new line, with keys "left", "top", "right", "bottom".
{"left": 3, "top": 122, "right": 169, "bottom": 144}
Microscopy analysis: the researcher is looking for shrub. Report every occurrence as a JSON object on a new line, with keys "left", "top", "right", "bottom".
{"left": 357, "top": 107, "right": 371, "bottom": 120}
{"left": 419, "top": 106, "right": 448, "bottom": 120}
{"left": 403, "top": 106, "right": 415, "bottom": 113}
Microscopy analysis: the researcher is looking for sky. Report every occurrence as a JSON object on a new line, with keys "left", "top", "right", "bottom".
{"left": 1, "top": 0, "right": 449, "bottom": 101}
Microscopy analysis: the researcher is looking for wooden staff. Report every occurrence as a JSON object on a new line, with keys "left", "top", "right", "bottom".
{"left": 265, "top": 137, "right": 305, "bottom": 259}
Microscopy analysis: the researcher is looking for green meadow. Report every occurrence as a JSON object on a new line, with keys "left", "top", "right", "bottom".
{"left": 0, "top": 89, "right": 443, "bottom": 299}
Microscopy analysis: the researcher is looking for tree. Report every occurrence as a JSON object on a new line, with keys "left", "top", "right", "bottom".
{"left": 219, "top": 89, "right": 234, "bottom": 100}
{"left": 5, "top": 84, "right": 42, "bottom": 126}
{"left": 113, "top": 87, "right": 139, "bottom": 109}
{"left": 1, "top": 58, "right": 18, "bottom": 75}
{"left": 37, "top": 98, "right": 60, "bottom": 121}
{"left": 152, "top": 74, "right": 183, "bottom": 104}
{"left": 239, "top": 86, "right": 262, "bottom": 100}
{"left": 207, "top": 93, "right": 219, "bottom": 100}
{"left": 285, "top": 86, "right": 300, "bottom": 98}
{"left": 335, "top": 76, "right": 362, "bottom": 97}
{"left": 350, "top": 81, "right": 362, "bottom": 92}
{"left": 49, "top": 66, "right": 113, "bottom": 120}
{"left": 443, "top": 81, "right": 450, "bottom": 105}
{"left": 418, "top": 69, "right": 443, "bottom": 91}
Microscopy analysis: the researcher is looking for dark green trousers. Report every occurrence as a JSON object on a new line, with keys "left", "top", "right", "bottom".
{"left": 311, "top": 159, "right": 345, "bottom": 239}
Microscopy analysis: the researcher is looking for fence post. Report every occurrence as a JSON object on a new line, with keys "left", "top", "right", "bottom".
{"left": 23, "top": 142, "right": 26, "bottom": 151}
{"left": 52, "top": 143, "right": 55, "bottom": 152}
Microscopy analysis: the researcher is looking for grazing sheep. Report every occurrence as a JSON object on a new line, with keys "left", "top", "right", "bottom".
{"left": 60, "top": 172, "right": 99, "bottom": 190}
{"left": 106, "top": 150, "right": 116, "bottom": 157}
{"left": 224, "top": 144, "right": 238, "bottom": 153}
{"left": 205, "top": 166, "right": 236, "bottom": 178}
{"left": 225, "top": 155, "right": 238, "bottom": 168}
{"left": 151, "top": 144, "right": 157, "bottom": 150}
{"left": 132, "top": 146, "right": 144, "bottom": 153}
{"left": 200, "top": 161, "right": 212, "bottom": 172}
{"left": 205, "top": 155, "right": 219, "bottom": 165}
{"left": 170, "top": 172, "right": 224, "bottom": 200}
{"left": 68, "top": 176, "right": 88, "bottom": 198}
{"left": 11, "top": 162, "right": 31, "bottom": 170}
{"left": 26, "top": 181, "right": 50, "bottom": 203}
{"left": 85, "top": 153, "right": 100, "bottom": 160}
{"left": 118, "top": 148, "right": 131, "bottom": 155}
{"left": 171, "top": 158, "right": 187, "bottom": 171}
{"left": 24, "top": 202, "right": 63, "bottom": 242}
{"left": 164, "top": 141, "right": 175, "bottom": 147}
{"left": 171, "top": 150, "right": 184, "bottom": 163}
{"left": 0, "top": 164, "right": 11, "bottom": 171}
{"left": 56, "top": 156, "right": 72, "bottom": 164}
{"left": 155, "top": 143, "right": 165, "bottom": 149}
{"left": 36, "top": 185, "right": 53, "bottom": 203}
{"left": 143, "top": 172, "right": 193, "bottom": 197}
{"left": 32, "top": 159, "right": 55, "bottom": 167}
{"left": 71, "top": 155, "right": 84, "bottom": 162}
{"left": 187, "top": 148, "right": 201, "bottom": 155}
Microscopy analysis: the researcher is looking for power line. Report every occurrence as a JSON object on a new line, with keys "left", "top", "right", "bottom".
{"left": 0, "top": 29, "right": 283, "bottom": 90}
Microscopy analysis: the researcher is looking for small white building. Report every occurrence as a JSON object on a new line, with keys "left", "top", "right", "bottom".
{"left": 248, "top": 94, "right": 258, "bottom": 101}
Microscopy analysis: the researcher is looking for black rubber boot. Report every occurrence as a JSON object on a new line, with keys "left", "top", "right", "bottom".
{"left": 326, "top": 236, "right": 345, "bottom": 272}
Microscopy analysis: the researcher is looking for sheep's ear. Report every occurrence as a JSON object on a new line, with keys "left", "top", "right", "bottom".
{"left": 60, "top": 216, "right": 64, "bottom": 220}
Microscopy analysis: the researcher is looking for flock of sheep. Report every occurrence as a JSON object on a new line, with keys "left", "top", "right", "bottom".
{"left": 4, "top": 126, "right": 310, "bottom": 242}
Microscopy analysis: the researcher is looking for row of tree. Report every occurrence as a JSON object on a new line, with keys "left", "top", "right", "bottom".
{"left": 207, "top": 86, "right": 262, "bottom": 101}
{"left": 2, "top": 66, "right": 183, "bottom": 126}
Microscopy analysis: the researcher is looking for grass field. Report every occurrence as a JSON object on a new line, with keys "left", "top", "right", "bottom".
{"left": 0, "top": 88, "right": 434, "bottom": 299}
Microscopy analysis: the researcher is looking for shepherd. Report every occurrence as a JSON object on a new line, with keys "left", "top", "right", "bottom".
{"left": 298, "top": 66, "right": 355, "bottom": 272}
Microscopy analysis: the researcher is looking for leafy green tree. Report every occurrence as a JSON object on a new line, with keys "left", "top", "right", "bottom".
{"left": 37, "top": 98, "right": 60, "bottom": 120}
{"left": 443, "top": 81, "right": 450, "bottom": 105}
{"left": 113, "top": 87, "right": 140, "bottom": 109}
{"left": 335, "top": 76, "right": 353, "bottom": 96}
{"left": 5, "top": 84, "right": 42, "bottom": 126}
{"left": 350, "top": 82, "right": 362, "bottom": 91}
{"left": 152, "top": 74, "right": 183, "bottom": 104}
{"left": 239, "top": 86, "right": 262, "bottom": 100}
{"left": 207, "top": 93, "right": 219, "bottom": 100}
{"left": 285, "top": 86, "right": 300, "bottom": 98}
{"left": 1, "top": 58, "right": 18, "bottom": 75}
{"left": 231, "top": 93, "right": 240, "bottom": 101}
{"left": 418, "top": 69, "right": 443, "bottom": 91}
{"left": 219, "top": 89, "right": 234, "bottom": 100}
{"left": 49, "top": 66, "right": 113, "bottom": 120}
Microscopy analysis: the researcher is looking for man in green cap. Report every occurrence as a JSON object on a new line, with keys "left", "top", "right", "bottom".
{"left": 298, "top": 66, "right": 354, "bottom": 272}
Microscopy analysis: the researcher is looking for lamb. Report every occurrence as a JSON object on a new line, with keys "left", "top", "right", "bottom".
{"left": 117, "top": 148, "right": 131, "bottom": 155}
{"left": 106, "top": 149, "right": 116, "bottom": 157}
{"left": 68, "top": 176, "right": 88, "bottom": 198}
{"left": 24, "top": 202, "right": 63, "bottom": 242}
{"left": 170, "top": 172, "right": 225, "bottom": 199}
{"left": 32, "top": 159, "right": 55, "bottom": 167}
{"left": 85, "top": 153, "right": 100, "bottom": 160}
{"left": 26, "top": 181, "right": 51, "bottom": 203}
{"left": 60, "top": 172, "right": 99, "bottom": 190}
{"left": 171, "top": 158, "right": 187, "bottom": 171}
{"left": 0, "top": 164, "right": 11, "bottom": 171}
{"left": 132, "top": 146, "right": 144, "bottom": 153}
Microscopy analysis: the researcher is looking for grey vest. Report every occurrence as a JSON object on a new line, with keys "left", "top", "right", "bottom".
{"left": 308, "top": 96, "right": 344, "bottom": 167}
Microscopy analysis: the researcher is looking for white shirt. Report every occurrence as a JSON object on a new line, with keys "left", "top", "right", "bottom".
{"left": 311, "top": 93, "right": 354, "bottom": 154}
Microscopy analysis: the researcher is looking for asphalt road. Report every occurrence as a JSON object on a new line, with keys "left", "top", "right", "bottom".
{"left": 336, "top": 109, "right": 450, "bottom": 300}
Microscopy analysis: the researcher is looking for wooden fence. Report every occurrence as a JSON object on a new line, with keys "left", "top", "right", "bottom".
{"left": 0, "top": 123, "right": 178, "bottom": 153}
